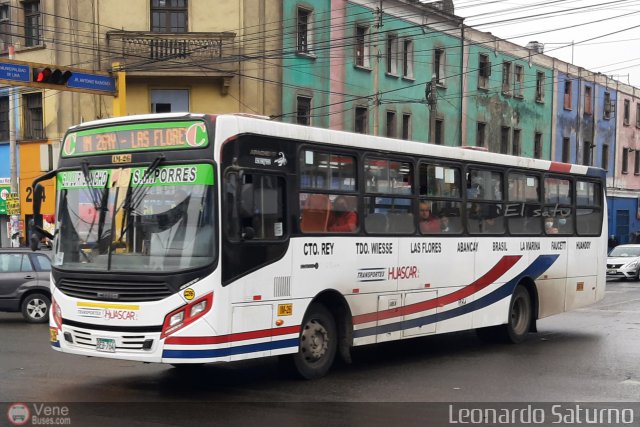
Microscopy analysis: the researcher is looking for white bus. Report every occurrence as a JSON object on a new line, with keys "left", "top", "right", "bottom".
{"left": 31, "top": 113, "right": 607, "bottom": 379}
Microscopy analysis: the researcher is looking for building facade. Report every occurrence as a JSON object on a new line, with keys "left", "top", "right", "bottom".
{"left": 0, "top": 0, "right": 282, "bottom": 245}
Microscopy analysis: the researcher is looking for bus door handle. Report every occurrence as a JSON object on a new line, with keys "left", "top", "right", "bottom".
{"left": 23, "top": 275, "right": 35, "bottom": 279}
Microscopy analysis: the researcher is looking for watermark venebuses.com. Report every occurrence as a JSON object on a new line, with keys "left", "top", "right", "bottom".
{"left": 7, "top": 403, "right": 71, "bottom": 426}
{"left": 449, "top": 403, "right": 636, "bottom": 425}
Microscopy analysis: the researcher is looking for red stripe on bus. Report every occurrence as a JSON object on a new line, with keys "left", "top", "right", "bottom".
{"left": 549, "top": 162, "right": 572, "bottom": 173}
{"left": 165, "top": 325, "right": 300, "bottom": 345}
{"left": 352, "top": 255, "right": 522, "bottom": 325}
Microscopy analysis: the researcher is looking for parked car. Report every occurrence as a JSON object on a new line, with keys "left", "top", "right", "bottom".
{"left": 0, "top": 248, "right": 52, "bottom": 322}
{"left": 606, "top": 244, "right": 640, "bottom": 280}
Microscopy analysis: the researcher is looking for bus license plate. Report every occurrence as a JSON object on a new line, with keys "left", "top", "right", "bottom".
{"left": 96, "top": 338, "right": 116, "bottom": 353}
{"left": 607, "top": 269, "right": 617, "bottom": 275}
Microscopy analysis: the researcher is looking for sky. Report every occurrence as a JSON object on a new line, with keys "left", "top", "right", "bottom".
{"left": 451, "top": 0, "right": 640, "bottom": 87}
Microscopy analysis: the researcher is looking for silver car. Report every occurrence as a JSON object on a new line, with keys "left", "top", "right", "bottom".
{"left": 607, "top": 244, "right": 640, "bottom": 280}
{"left": 0, "top": 249, "right": 52, "bottom": 322}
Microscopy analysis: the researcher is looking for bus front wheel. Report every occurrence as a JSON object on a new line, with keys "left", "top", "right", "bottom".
{"left": 292, "top": 303, "right": 337, "bottom": 380}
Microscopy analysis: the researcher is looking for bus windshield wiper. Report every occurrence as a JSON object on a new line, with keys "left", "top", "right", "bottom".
{"left": 81, "top": 160, "right": 101, "bottom": 209}
{"left": 116, "top": 154, "right": 165, "bottom": 242}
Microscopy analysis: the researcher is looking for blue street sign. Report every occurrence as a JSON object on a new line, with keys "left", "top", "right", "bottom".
{"left": 0, "top": 62, "right": 30, "bottom": 83}
{"left": 67, "top": 72, "right": 116, "bottom": 94}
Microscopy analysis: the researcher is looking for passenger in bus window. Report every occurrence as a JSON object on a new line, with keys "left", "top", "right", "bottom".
{"left": 419, "top": 201, "right": 441, "bottom": 233}
{"left": 328, "top": 196, "right": 358, "bottom": 232}
{"left": 545, "top": 217, "right": 559, "bottom": 234}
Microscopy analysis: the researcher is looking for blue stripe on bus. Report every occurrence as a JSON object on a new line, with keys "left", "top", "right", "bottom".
{"left": 353, "top": 254, "right": 559, "bottom": 338}
{"left": 162, "top": 337, "right": 299, "bottom": 359}
{"left": 586, "top": 167, "right": 606, "bottom": 178}
{"left": 51, "top": 341, "right": 60, "bottom": 348}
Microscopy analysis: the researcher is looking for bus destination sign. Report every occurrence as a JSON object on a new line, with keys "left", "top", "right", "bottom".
{"left": 62, "top": 120, "right": 208, "bottom": 157}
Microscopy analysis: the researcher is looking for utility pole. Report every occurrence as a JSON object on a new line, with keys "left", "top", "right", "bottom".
{"left": 427, "top": 74, "right": 437, "bottom": 143}
{"left": 373, "top": 0, "right": 383, "bottom": 136}
{"left": 8, "top": 45, "right": 19, "bottom": 247}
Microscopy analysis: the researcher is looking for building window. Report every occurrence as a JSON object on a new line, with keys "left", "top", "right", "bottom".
{"left": 502, "top": 62, "right": 511, "bottom": 94}
{"left": 151, "top": 0, "right": 187, "bottom": 32}
{"left": 584, "top": 86, "right": 592, "bottom": 115}
{"left": 582, "top": 141, "right": 592, "bottom": 166}
{"left": 401, "top": 114, "right": 411, "bottom": 140}
{"left": 355, "top": 25, "right": 370, "bottom": 68}
{"left": 386, "top": 34, "right": 398, "bottom": 75}
{"left": 476, "top": 122, "right": 486, "bottom": 148}
{"left": 434, "top": 48, "right": 445, "bottom": 85}
{"left": 622, "top": 148, "right": 629, "bottom": 174}
{"left": 500, "top": 126, "right": 509, "bottom": 154}
{"left": 297, "top": 7, "right": 312, "bottom": 54}
{"left": 536, "top": 71, "right": 545, "bottom": 102}
{"left": 512, "top": 129, "right": 521, "bottom": 156}
{"left": 563, "top": 80, "right": 572, "bottom": 110}
{"left": 22, "top": 92, "right": 44, "bottom": 140}
{"left": 434, "top": 119, "right": 444, "bottom": 145}
{"left": 24, "top": 0, "right": 41, "bottom": 47}
{"left": 534, "top": 132, "right": 542, "bottom": 159}
{"left": 0, "top": 4, "right": 10, "bottom": 52}
{"left": 296, "top": 96, "right": 311, "bottom": 125}
{"left": 151, "top": 89, "right": 189, "bottom": 113}
{"left": 624, "top": 99, "right": 630, "bottom": 125}
{"left": 386, "top": 111, "right": 396, "bottom": 138}
{"left": 562, "top": 137, "right": 570, "bottom": 163}
{"left": 478, "top": 53, "right": 490, "bottom": 89}
{"left": 0, "top": 96, "right": 8, "bottom": 140}
{"left": 635, "top": 151, "right": 640, "bottom": 175}
{"left": 636, "top": 103, "right": 640, "bottom": 128}
{"left": 403, "top": 39, "right": 414, "bottom": 79}
{"left": 514, "top": 65, "right": 524, "bottom": 97}
{"left": 603, "top": 92, "right": 611, "bottom": 119}
{"left": 602, "top": 144, "right": 609, "bottom": 171}
{"left": 355, "top": 106, "right": 367, "bottom": 134}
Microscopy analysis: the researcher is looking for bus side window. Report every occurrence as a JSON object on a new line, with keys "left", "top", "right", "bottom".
{"left": 300, "top": 193, "right": 331, "bottom": 232}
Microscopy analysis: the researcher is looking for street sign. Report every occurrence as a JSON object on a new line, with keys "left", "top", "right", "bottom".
{"left": 0, "top": 59, "right": 116, "bottom": 96}
{"left": 67, "top": 72, "right": 116, "bottom": 94}
{"left": 0, "top": 62, "right": 30, "bottom": 83}
{"left": 6, "top": 192, "right": 20, "bottom": 215}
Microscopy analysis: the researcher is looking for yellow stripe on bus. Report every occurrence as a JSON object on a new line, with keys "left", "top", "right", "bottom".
{"left": 76, "top": 302, "right": 140, "bottom": 310}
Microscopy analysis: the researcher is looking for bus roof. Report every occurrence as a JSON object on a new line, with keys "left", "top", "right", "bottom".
{"left": 213, "top": 114, "right": 607, "bottom": 179}
{"left": 66, "top": 113, "right": 605, "bottom": 179}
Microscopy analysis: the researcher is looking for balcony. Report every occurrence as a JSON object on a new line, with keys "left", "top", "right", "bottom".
{"left": 106, "top": 31, "right": 237, "bottom": 79}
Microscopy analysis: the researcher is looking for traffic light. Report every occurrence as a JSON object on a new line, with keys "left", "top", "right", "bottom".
{"left": 32, "top": 67, "right": 73, "bottom": 85}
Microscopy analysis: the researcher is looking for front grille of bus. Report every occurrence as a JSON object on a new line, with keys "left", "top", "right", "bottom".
{"left": 57, "top": 278, "right": 172, "bottom": 302}
{"left": 607, "top": 264, "right": 623, "bottom": 269}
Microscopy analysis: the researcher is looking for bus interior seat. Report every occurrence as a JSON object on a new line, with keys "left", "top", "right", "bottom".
{"left": 387, "top": 212, "right": 415, "bottom": 233}
{"left": 365, "top": 213, "right": 388, "bottom": 233}
{"left": 300, "top": 194, "right": 331, "bottom": 232}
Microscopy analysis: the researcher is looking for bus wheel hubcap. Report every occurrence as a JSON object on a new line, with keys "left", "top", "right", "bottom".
{"left": 301, "top": 319, "right": 328, "bottom": 362}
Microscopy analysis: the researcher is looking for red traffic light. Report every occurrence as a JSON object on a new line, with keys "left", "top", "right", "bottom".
{"left": 35, "top": 67, "right": 52, "bottom": 83}
{"left": 32, "top": 67, "right": 73, "bottom": 85}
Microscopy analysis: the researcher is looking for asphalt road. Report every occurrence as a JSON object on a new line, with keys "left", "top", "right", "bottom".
{"left": 1, "top": 279, "right": 638, "bottom": 426}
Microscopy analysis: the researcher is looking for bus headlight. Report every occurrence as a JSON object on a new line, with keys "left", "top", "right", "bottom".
{"left": 190, "top": 300, "right": 207, "bottom": 317}
{"left": 169, "top": 311, "right": 185, "bottom": 328}
{"left": 161, "top": 293, "right": 214, "bottom": 338}
{"left": 52, "top": 296, "right": 62, "bottom": 330}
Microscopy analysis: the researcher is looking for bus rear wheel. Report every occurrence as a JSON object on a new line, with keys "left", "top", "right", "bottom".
{"left": 476, "top": 285, "right": 532, "bottom": 344}
{"left": 504, "top": 285, "right": 532, "bottom": 343}
{"left": 292, "top": 303, "right": 337, "bottom": 380}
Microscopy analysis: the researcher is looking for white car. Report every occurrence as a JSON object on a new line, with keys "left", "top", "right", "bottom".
{"left": 606, "top": 244, "right": 640, "bottom": 280}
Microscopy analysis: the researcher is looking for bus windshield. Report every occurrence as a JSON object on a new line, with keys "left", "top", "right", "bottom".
{"left": 53, "top": 163, "right": 216, "bottom": 272}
